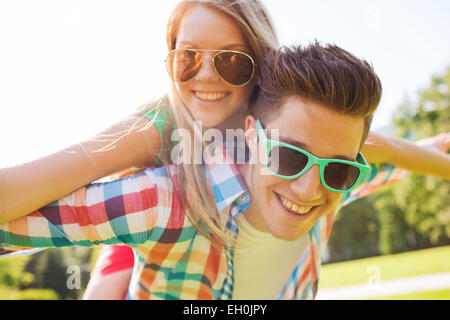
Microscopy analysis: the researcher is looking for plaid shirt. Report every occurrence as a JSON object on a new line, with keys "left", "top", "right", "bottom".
{"left": 0, "top": 144, "right": 409, "bottom": 300}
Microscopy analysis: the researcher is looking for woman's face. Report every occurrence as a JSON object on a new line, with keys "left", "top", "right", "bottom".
{"left": 173, "top": 5, "right": 257, "bottom": 128}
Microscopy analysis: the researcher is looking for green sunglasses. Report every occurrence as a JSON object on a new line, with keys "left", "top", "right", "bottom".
{"left": 256, "top": 119, "right": 370, "bottom": 193}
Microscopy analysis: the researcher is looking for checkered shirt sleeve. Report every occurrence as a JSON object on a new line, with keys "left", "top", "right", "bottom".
{"left": 0, "top": 167, "right": 175, "bottom": 250}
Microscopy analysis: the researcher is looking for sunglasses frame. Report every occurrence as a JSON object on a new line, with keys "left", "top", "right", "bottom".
{"left": 255, "top": 119, "right": 370, "bottom": 193}
{"left": 165, "top": 48, "right": 256, "bottom": 87}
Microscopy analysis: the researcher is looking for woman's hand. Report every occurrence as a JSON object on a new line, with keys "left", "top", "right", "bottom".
{"left": 416, "top": 132, "right": 450, "bottom": 153}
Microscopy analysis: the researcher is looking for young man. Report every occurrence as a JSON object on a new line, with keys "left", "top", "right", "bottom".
{"left": 230, "top": 44, "right": 383, "bottom": 298}
{"left": 1, "top": 43, "right": 449, "bottom": 300}
{"left": 242, "top": 44, "right": 380, "bottom": 242}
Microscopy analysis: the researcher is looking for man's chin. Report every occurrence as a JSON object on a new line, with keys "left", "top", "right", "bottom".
{"left": 273, "top": 230, "right": 308, "bottom": 242}
{"left": 268, "top": 205, "right": 335, "bottom": 241}
{"left": 265, "top": 201, "right": 320, "bottom": 241}
{"left": 265, "top": 222, "right": 311, "bottom": 241}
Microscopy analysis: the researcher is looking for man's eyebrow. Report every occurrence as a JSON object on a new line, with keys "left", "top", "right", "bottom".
{"left": 267, "top": 133, "right": 356, "bottom": 162}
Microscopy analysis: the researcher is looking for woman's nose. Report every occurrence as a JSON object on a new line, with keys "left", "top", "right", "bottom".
{"left": 195, "top": 54, "right": 220, "bottom": 82}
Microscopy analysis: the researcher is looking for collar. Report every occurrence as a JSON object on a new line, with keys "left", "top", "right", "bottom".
{"left": 203, "top": 140, "right": 250, "bottom": 217}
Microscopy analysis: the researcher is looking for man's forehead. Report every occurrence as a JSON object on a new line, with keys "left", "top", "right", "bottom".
{"left": 264, "top": 96, "right": 365, "bottom": 159}
{"left": 266, "top": 130, "right": 358, "bottom": 161}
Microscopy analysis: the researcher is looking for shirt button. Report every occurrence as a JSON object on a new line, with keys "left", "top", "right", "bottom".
{"left": 237, "top": 194, "right": 248, "bottom": 203}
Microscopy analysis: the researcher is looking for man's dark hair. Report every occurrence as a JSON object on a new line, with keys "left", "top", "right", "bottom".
{"left": 250, "top": 42, "right": 382, "bottom": 146}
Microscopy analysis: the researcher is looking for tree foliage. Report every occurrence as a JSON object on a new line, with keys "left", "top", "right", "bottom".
{"left": 327, "top": 67, "right": 450, "bottom": 262}
{"left": 0, "top": 255, "right": 58, "bottom": 300}
{"left": 23, "top": 247, "right": 93, "bottom": 299}
{"left": 0, "top": 247, "right": 93, "bottom": 300}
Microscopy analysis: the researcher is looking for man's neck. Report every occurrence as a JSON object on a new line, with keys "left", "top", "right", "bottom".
{"left": 237, "top": 162, "right": 269, "bottom": 233}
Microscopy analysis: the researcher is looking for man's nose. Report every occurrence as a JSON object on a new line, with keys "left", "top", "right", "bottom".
{"left": 290, "top": 164, "right": 323, "bottom": 201}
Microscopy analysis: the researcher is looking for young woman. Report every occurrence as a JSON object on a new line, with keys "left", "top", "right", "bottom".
{"left": 1, "top": 0, "right": 449, "bottom": 300}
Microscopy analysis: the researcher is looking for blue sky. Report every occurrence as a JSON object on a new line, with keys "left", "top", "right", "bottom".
{"left": 0, "top": 0, "right": 449, "bottom": 167}
{"left": 264, "top": 0, "right": 450, "bottom": 128}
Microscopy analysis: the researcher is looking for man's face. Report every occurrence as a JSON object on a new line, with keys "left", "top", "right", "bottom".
{"left": 243, "top": 95, "right": 365, "bottom": 241}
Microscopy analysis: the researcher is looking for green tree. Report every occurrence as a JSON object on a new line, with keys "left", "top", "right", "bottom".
{"left": 24, "top": 247, "right": 94, "bottom": 299}
{"left": 327, "top": 67, "right": 450, "bottom": 262}
{"left": 327, "top": 196, "right": 380, "bottom": 262}
{"left": 385, "top": 67, "right": 450, "bottom": 247}
{"left": 0, "top": 254, "right": 59, "bottom": 300}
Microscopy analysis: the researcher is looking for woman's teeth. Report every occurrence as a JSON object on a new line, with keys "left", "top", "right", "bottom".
{"left": 280, "top": 195, "right": 313, "bottom": 215}
{"left": 194, "top": 91, "right": 226, "bottom": 101}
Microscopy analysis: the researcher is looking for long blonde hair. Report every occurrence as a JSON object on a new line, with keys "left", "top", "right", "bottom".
{"left": 137, "top": 0, "right": 279, "bottom": 245}
{"left": 159, "top": 0, "right": 280, "bottom": 248}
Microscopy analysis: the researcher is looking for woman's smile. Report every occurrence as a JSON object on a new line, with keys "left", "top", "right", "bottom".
{"left": 192, "top": 90, "right": 229, "bottom": 103}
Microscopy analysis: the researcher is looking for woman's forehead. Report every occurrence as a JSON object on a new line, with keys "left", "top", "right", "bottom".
{"left": 176, "top": 5, "right": 249, "bottom": 49}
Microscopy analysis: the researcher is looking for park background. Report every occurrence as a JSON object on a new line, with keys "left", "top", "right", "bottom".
{"left": 0, "top": 0, "right": 449, "bottom": 299}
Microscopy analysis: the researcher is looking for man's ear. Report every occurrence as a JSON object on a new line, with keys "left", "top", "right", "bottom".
{"left": 245, "top": 115, "right": 258, "bottom": 152}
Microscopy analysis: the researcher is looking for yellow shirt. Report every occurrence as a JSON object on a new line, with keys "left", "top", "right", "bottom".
{"left": 232, "top": 214, "right": 309, "bottom": 300}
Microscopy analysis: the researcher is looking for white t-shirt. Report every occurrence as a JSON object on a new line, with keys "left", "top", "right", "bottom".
{"left": 232, "top": 214, "right": 309, "bottom": 300}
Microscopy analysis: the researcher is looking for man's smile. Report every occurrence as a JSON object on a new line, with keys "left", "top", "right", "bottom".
{"left": 274, "top": 191, "right": 320, "bottom": 217}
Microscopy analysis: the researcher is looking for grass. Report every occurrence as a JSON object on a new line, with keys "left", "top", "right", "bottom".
{"left": 319, "top": 245, "right": 450, "bottom": 289}
{"left": 0, "top": 285, "right": 59, "bottom": 300}
{"left": 366, "top": 288, "right": 450, "bottom": 300}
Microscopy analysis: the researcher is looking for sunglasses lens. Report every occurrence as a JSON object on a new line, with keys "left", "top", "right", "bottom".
{"left": 214, "top": 51, "right": 254, "bottom": 86}
{"left": 166, "top": 50, "right": 203, "bottom": 82}
{"left": 268, "top": 146, "right": 309, "bottom": 177}
{"left": 269, "top": 144, "right": 362, "bottom": 191}
{"left": 324, "top": 162, "right": 361, "bottom": 191}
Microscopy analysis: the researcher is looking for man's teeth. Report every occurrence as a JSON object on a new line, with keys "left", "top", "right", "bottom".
{"left": 195, "top": 91, "right": 226, "bottom": 101}
{"left": 280, "top": 195, "right": 313, "bottom": 215}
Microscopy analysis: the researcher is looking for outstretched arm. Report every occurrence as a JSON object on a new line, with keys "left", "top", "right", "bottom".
{"left": 0, "top": 108, "right": 163, "bottom": 224}
{"left": 340, "top": 132, "right": 450, "bottom": 207}
{"left": 362, "top": 131, "right": 450, "bottom": 179}
{"left": 0, "top": 166, "right": 173, "bottom": 250}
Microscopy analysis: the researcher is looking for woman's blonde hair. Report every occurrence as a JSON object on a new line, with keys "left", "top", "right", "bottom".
{"left": 166, "top": 0, "right": 278, "bottom": 65}
{"left": 157, "top": 0, "right": 280, "bottom": 248}
{"left": 133, "top": 1, "right": 279, "bottom": 248}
